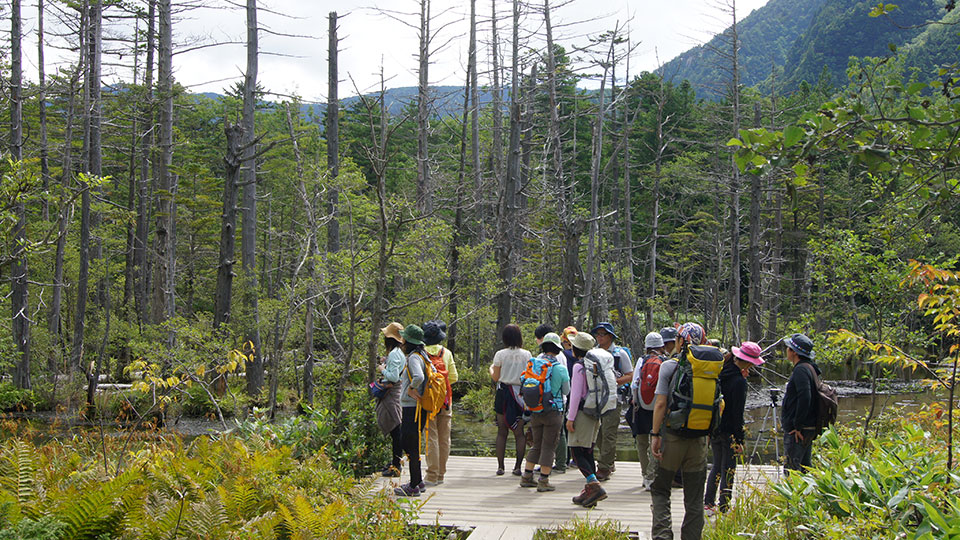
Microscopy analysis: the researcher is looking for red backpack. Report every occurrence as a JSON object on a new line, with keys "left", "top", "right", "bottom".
{"left": 638, "top": 354, "right": 664, "bottom": 411}
{"left": 427, "top": 347, "right": 453, "bottom": 408}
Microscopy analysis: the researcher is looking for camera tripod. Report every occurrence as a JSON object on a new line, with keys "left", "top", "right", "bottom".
{"left": 749, "top": 387, "right": 782, "bottom": 464}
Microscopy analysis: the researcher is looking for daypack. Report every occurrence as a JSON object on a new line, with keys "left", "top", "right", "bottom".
{"left": 803, "top": 363, "right": 839, "bottom": 438}
{"left": 637, "top": 354, "right": 664, "bottom": 411}
{"left": 581, "top": 349, "right": 618, "bottom": 419}
{"left": 520, "top": 356, "right": 555, "bottom": 412}
{"left": 405, "top": 352, "right": 446, "bottom": 424}
{"left": 665, "top": 345, "right": 724, "bottom": 437}
{"left": 426, "top": 347, "right": 453, "bottom": 408}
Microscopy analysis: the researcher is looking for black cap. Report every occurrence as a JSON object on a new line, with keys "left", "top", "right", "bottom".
{"left": 659, "top": 327, "right": 678, "bottom": 342}
{"left": 422, "top": 320, "right": 446, "bottom": 346}
{"left": 784, "top": 333, "right": 814, "bottom": 359}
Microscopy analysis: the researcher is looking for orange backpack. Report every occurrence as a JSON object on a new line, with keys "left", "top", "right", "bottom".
{"left": 427, "top": 347, "right": 453, "bottom": 408}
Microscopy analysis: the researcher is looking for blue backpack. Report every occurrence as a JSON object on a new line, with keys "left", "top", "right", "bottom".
{"left": 521, "top": 356, "right": 555, "bottom": 412}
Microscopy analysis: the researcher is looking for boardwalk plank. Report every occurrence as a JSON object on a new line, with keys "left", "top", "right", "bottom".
{"left": 375, "top": 455, "right": 778, "bottom": 540}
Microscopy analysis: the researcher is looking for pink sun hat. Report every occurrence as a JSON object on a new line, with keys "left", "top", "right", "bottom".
{"left": 731, "top": 341, "right": 765, "bottom": 366}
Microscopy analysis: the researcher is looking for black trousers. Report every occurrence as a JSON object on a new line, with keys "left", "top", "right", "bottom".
{"left": 705, "top": 434, "right": 737, "bottom": 510}
{"left": 571, "top": 445, "right": 597, "bottom": 478}
{"left": 401, "top": 406, "right": 428, "bottom": 486}
{"left": 389, "top": 424, "right": 403, "bottom": 469}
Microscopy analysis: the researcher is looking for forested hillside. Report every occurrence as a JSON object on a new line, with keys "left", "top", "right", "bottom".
{"left": 661, "top": 0, "right": 954, "bottom": 97}
{"left": 0, "top": 0, "right": 958, "bottom": 422}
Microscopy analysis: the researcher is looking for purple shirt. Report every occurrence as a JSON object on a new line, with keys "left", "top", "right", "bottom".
{"left": 567, "top": 362, "right": 587, "bottom": 422}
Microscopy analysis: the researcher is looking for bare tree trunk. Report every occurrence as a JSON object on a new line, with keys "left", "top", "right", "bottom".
{"left": 284, "top": 104, "right": 318, "bottom": 405}
{"left": 241, "top": 0, "right": 264, "bottom": 398}
{"left": 326, "top": 12, "right": 343, "bottom": 342}
{"left": 153, "top": 0, "right": 175, "bottom": 336}
{"left": 416, "top": 0, "right": 432, "bottom": 213}
{"left": 214, "top": 121, "right": 243, "bottom": 331}
{"left": 727, "top": 0, "right": 742, "bottom": 342}
{"left": 579, "top": 34, "right": 616, "bottom": 327}
{"left": 123, "top": 19, "right": 141, "bottom": 311}
{"left": 10, "top": 0, "right": 31, "bottom": 389}
{"left": 50, "top": 67, "right": 79, "bottom": 376}
{"left": 363, "top": 70, "right": 394, "bottom": 384}
{"left": 495, "top": 0, "right": 521, "bottom": 332}
{"left": 38, "top": 0, "right": 50, "bottom": 222}
{"left": 449, "top": 0, "right": 477, "bottom": 357}
{"left": 747, "top": 101, "right": 763, "bottom": 340}
{"left": 134, "top": 0, "right": 155, "bottom": 328}
{"left": 72, "top": 0, "right": 95, "bottom": 374}
{"left": 489, "top": 0, "right": 503, "bottom": 219}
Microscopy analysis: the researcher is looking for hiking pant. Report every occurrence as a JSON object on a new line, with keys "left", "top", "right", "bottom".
{"left": 570, "top": 445, "right": 597, "bottom": 479}
{"left": 650, "top": 431, "right": 708, "bottom": 540}
{"left": 635, "top": 433, "right": 657, "bottom": 485}
{"left": 401, "top": 406, "right": 427, "bottom": 487}
{"left": 389, "top": 424, "right": 403, "bottom": 469}
{"left": 425, "top": 406, "right": 451, "bottom": 482}
{"left": 525, "top": 410, "right": 562, "bottom": 469}
{"left": 596, "top": 403, "right": 621, "bottom": 471}
{"left": 705, "top": 434, "right": 737, "bottom": 510}
{"left": 784, "top": 432, "right": 814, "bottom": 476}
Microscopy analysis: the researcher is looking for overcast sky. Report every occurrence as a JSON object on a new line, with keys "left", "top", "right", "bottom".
{"left": 20, "top": 0, "right": 770, "bottom": 103}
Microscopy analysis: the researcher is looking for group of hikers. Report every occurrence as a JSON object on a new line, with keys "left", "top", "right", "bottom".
{"left": 373, "top": 318, "right": 823, "bottom": 540}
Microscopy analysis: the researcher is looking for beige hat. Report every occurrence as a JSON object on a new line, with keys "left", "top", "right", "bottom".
{"left": 570, "top": 331, "right": 596, "bottom": 351}
{"left": 381, "top": 322, "right": 405, "bottom": 343}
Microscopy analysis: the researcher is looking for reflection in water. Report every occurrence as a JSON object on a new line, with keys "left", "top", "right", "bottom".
{"left": 450, "top": 390, "right": 936, "bottom": 465}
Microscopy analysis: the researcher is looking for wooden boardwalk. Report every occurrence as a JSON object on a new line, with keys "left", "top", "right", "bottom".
{"left": 372, "top": 456, "right": 782, "bottom": 539}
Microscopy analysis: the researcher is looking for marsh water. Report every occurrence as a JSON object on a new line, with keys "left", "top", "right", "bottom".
{"left": 449, "top": 384, "right": 935, "bottom": 465}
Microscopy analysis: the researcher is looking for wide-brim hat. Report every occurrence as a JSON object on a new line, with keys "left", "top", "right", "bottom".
{"left": 590, "top": 322, "right": 619, "bottom": 340}
{"left": 732, "top": 341, "right": 764, "bottom": 366}
{"left": 381, "top": 322, "right": 405, "bottom": 343}
{"left": 784, "top": 333, "right": 815, "bottom": 360}
{"left": 422, "top": 320, "right": 446, "bottom": 346}
{"left": 541, "top": 332, "right": 563, "bottom": 350}
{"left": 401, "top": 324, "right": 425, "bottom": 346}
{"left": 560, "top": 326, "right": 578, "bottom": 344}
{"left": 570, "top": 331, "right": 596, "bottom": 351}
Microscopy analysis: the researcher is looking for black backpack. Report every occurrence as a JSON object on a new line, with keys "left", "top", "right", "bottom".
{"left": 803, "top": 363, "right": 839, "bottom": 437}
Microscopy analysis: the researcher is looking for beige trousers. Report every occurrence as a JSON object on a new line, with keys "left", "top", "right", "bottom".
{"left": 425, "top": 406, "right": 452, "bottom": 482}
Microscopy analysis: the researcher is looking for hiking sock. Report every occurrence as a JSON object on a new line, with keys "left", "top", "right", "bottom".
{"left": 586, "top": 473, "right": 597, "bottom": 483}
{"left": 540, "top": 473, "right": 549, "bottom": 479}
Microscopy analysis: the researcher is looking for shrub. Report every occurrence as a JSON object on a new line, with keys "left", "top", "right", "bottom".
{"left": 459, "top": 385, "right": 495, "bottom": 423}
{"left": 0, "top": 382, "right": 38, "bottom": 412}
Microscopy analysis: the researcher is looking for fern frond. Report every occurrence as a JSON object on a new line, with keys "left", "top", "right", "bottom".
{"left": 55, "top": 469, "right": 140, "bottom": 540}
{"left": 182, "top": 491, "right": 228, "bottom": 539}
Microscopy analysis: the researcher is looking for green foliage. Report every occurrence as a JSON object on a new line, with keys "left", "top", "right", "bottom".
{"left": 0, "top": 432, "right": 436, "bottom": 540}
{"left": 706, "top": 409, "right": 960, "bottom": 539}
{"left": 459, "top": 386, "right": 495, "bottom": 424}
{"left": 0, "top": 383, "right": 39, "bottom": 412}
{"left": 533, "top": 518, "right": 631, "bottom": 539}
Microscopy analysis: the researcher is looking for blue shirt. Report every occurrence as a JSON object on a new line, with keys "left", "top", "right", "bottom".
{"left": 382, "top": 347, "right": 406, "bottom": 383}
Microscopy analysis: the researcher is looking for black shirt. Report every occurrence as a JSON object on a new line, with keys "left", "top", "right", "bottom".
{"left": 717, "top": 361, "right": 747, "bottom": 444}
{"left": 781, "top": 359, "right": 820, "bottom": 433}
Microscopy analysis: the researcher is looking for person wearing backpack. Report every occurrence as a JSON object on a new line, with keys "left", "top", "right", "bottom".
{"left": 395, "top": 324, "right": 430, "bottom": 497}
{"left": 650, "top": 322, "right": 715, "bottom": 540}
{"left": 704, "top": 341, "right": 764, "bottom": 514}
{"left": 490, "top": 324, "right": 531, "bottom": 476}
{"left": 629, "top": 331, "right": 667, "bottom": 490}
{"left": 566, "top": 331, "right": 616, "bottom": 508}
{"left": 423, "top": 320, "right": 458, "bottom": 487}
{"left": 519, "top": 332, "right": 570, "bottom": 492}
{"left": 781, "top": 333, "right": 819, "bottom": 476}
{"left": 590, "top": 322, "right": 634, "bottom": 481}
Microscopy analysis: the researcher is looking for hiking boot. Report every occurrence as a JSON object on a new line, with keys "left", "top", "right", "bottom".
{"left": 520, "top": 472, "right": 537, "bottom": 488}
{"left": 537, "top": 476, "right": 556, "bottom": 492}
{"left": 423, "top": 480, "right": 442, "bottom": 487}
{"left": 553, "top": 466, "right": 566, "bottom": 474}
{"left": 596, "top": 468, "right": 612, "bottom": 482}
{"left": 381, "top": 465, "right": 401, "bottom": 478}
{"left": 572, "top": 486, "right": 589, "bottom": 505}
{"left": 394, "top": 483, "right": 421, "bottom": 497}
{"left": 417, "top": 481, "right": 426, "bottom": 492}
{"left": 579, "top": 482, "right": 607, "bottom": 508}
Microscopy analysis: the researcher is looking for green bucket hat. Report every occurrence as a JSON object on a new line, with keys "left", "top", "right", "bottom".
{"left": 401, "top": 324, "right": 425, "bottom": 346}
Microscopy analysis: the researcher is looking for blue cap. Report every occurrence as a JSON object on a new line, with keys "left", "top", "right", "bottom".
{"left": 590, "top": 322, "right": 618, "bottom": 340}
